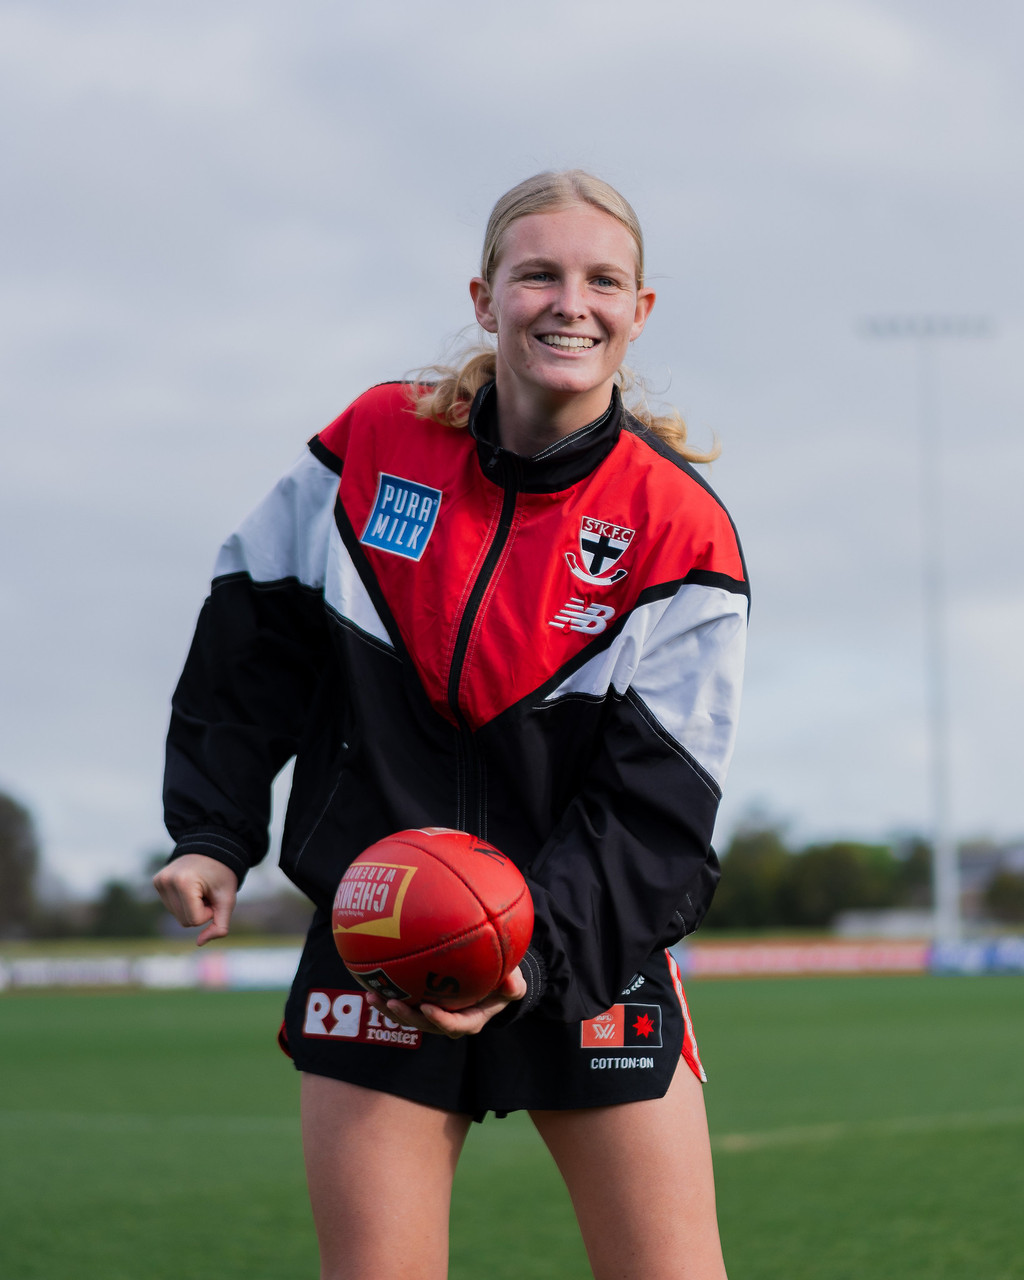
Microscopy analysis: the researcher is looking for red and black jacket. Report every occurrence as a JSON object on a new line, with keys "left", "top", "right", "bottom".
{"left": 164, "top": 381, "right": 749, "bottom": 1021}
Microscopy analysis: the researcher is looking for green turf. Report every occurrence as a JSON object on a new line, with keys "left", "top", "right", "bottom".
{"left": 1, "top": 976, "right": 1021, "bottom": 1278}
{"left": 692, "top": 977, "right": 1024, "bottom": 1280}
{"left": 0, "top": 991, "right": 314, "bottom": 1280}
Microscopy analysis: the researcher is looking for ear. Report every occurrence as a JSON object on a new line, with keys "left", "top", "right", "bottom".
{"left": 630, "top": 287, "right": 656, "bottom": 342}
{"left": 470, "top": 277, "right": 499, "bottom": 334}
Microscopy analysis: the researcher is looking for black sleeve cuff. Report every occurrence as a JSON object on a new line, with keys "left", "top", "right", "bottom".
{"left": 488, "top": 946, "right": 547, "bottom": 1029}
{"left": 167, "top": 830, "right": 254, "bottom": 887}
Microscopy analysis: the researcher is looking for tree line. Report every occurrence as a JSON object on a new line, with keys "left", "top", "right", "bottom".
{"left": 0, "top": 791, "right": 311, "bottom": 940}
{"left": 2, "top": 789, "right": 1023, "bottom": 939}
{"left": 0, "top": 791, "right": 168, "bottom": 938}
{"left": 702, "top": 827, "right": 933, "bottom": 930}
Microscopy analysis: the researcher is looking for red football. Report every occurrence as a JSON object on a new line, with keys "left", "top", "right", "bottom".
{"left": 331, "top": 828, "right": 534, "bottom": 1010}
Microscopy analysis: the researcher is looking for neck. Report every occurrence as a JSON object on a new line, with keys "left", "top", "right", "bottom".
{"left": 494, "top": 377, "right": 615, "bottom": 457}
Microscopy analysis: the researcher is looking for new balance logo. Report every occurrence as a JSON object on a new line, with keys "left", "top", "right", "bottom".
{"left": 549, "top": 597, "right": 616, "bottom": 635}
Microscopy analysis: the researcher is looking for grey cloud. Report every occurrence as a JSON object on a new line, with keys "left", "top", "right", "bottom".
{"left": 2, "top": 0, "right": 1021, "bottom": 892}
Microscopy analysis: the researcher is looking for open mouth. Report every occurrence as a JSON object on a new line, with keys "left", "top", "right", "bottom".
{"left": 537, "top": 334, "right": 596, "bottom": 350}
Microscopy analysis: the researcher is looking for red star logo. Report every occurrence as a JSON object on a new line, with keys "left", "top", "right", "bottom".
{"left": 632, "top": 1013, "right": 655, "bottom": 1039}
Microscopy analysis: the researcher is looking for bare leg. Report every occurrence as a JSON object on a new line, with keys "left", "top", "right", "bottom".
{"left": 301, "top": 1073, "right": 472, "bottom": 1280}
{"left": 530, "top": 1061, "right": 728, "bottom": 1280}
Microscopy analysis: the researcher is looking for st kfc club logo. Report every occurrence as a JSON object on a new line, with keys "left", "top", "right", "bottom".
{"left": 565, "top": 517, "right": 635, "bottom": 586}
{"left": 580, "top": 1003, "right": 663, "bottom": 1049}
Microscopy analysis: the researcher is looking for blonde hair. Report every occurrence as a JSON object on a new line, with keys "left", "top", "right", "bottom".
{"left": 481, "top": 169, "right": 645, "bottom": 288}
{"left": 413, "top": 170, "right": 718, "bottom": 464}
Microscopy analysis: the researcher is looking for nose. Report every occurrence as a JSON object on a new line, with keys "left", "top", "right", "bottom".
{"left": 552, "top": 276, "right": 587, "bottom": 320}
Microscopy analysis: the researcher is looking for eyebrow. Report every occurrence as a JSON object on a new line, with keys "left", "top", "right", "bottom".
{"left": 510, "top": 256, "right": 632, "bottom": 276}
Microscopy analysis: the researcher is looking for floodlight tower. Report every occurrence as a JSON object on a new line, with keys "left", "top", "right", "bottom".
{"left": 863, "top": 316, "right": 990, "bottom": 942}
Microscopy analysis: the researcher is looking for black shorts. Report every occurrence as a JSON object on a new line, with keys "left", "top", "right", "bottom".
{"left": 281, "top": 910, "right": 706, "bottom": 1118}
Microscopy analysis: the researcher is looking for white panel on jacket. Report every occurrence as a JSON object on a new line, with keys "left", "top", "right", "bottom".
{"left": 212, "top": 451, "right": 393, "bottom": 650}
{"left": 323, "top": 509, "right": 393, "bottom": 648}
{"left": 543, "top": 584, "right": 747, "bottom": 788}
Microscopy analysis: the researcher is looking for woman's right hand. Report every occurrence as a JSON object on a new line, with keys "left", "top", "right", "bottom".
{"left": 152, "top": 853, "right": 239, "bottom": 945}
{"left": 365, "top": 966, "right": 527, "bottom": 1040}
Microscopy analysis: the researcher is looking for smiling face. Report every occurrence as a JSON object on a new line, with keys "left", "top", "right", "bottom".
{"left": 469, "top": 202, "right": 655, "bottom": 449}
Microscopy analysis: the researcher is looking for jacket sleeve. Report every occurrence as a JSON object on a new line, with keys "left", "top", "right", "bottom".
{"left": 517, "top": 576, "right": 748, "bottom": 1022}
{"left": 162, "top": 448, "right": 340, "bottom": 883}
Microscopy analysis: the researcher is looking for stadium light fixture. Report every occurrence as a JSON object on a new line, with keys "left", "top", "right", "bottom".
{"left": 862, "top": 315, "right": 992, "bottom": 942}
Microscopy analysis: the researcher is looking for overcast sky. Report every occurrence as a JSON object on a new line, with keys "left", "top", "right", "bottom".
{"left": 2, "top": 0, "right": 1022, "bottom": 897}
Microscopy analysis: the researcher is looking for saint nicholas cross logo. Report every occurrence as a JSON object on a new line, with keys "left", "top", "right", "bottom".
{"left": 565, "top": 516, "right": 635, "bottom": 586}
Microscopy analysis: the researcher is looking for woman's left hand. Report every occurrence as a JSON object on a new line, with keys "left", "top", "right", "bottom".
{"left": 365, "top": 967, "right": 527, "bottom": 1039}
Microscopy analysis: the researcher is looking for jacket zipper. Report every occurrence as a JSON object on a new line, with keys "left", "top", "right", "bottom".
{"left": 446, "top": 457, "right": 521, "bottom": 834}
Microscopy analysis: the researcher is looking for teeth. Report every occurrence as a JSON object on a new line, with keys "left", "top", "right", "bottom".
{"left": 539, "top": 334, "right": 595, "bottom": 349}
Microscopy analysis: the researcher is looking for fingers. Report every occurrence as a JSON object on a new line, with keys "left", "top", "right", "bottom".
{"left": 153, "top": 865, "right": 207, "bottom": 927}
{"left": 415, "top": 995, "right": 503, "bottom": 1038}
{"left": 415, "top": 1004, "right": 482, "bottom": 1039}
{"left": 497, "top": 968, "right": 528, "bottom": 1001}
{"left": 365, "top": 995, "right": 450, "bottom": 1038}
{"left": 196, "top": 892, "right": 234, "bottom": 946}
{"left": 152, "top": 854, "right": 238, "bottom": 944}
{"left": 365, "top": 965, "right": 527, "bottom": 1039}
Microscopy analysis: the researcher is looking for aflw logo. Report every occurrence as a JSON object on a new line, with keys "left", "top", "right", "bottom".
{"left": 580, "top": 1003, "right": 663, "bottom": 1049}
{"left": 549, "top": 597, "right": 616, "bottom": 635}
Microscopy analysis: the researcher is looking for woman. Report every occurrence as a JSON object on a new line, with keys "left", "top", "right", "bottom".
{"left": 155, "top": 170, "right": 748, "bottom": 1279}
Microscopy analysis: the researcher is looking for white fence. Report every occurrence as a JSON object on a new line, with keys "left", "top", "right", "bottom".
{"left": 0, "top": 946, "right": 303, "bottom": 992}
{"left": 4, "top": 937, "right": 1024, "bottom": 992}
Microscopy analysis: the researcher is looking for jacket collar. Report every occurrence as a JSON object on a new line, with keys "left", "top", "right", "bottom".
{"left": 468, "top": 380, "right": 624, "bottom": 494}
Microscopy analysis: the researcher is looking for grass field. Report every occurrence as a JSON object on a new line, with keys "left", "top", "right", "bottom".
{"left": 1, "top": 975, "right": 1021, "bottom": 1279}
